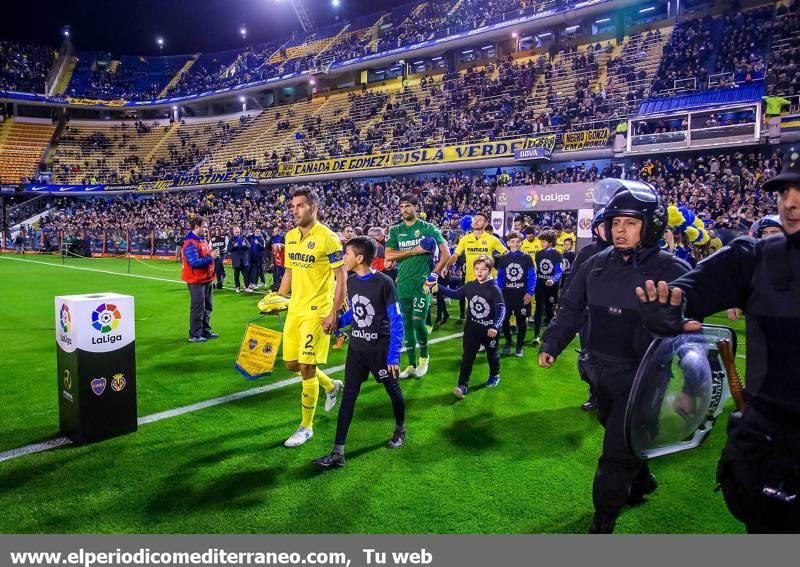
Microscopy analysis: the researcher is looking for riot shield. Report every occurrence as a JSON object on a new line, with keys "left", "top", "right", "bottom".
{"left": 625, "top": 325, "right": 737, "bottom": 459}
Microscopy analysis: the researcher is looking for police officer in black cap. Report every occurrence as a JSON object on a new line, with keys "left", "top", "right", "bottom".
{"left": 637, "top": 151, "right": 800, "bottom": 533}
{"left": 538, "top": 180, "right": 691, "bottom": 533}
{"left": 568, "top": 207, "right": 610, "bottom": 412}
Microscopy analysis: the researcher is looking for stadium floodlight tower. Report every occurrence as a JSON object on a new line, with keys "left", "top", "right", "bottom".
{"left": 276, "top": 0, "right": 316, "bottom": 34}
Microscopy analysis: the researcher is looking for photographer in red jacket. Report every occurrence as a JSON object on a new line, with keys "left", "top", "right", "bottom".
{"left": 182, "top": 216, "right": 219, "bottom": 342}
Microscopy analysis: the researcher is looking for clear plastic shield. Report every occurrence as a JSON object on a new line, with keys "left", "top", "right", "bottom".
{"left": 625, "top": 325, "right": 736, "bottom": 459}
{"left": 592, "top": 178, "right": 657, "bottom": 206}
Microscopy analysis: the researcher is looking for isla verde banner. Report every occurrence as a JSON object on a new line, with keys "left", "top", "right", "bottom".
{"left": 25, "top": 135, "right": 557, "bottom": 193}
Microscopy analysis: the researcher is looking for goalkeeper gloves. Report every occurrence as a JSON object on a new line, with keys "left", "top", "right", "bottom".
{"left": 424, "top": 272, "right": 439, "bottom": 294}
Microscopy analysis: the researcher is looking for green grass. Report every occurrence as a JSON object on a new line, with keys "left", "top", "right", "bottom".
{"left": 0, "top": 252, "right": 746, "bottom": 534}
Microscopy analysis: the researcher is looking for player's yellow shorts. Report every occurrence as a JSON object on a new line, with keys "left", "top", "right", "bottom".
{"left": 282, "top": 311, "right": 331, "bottom": 365}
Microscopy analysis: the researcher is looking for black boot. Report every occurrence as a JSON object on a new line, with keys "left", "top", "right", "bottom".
{"left": 581, "top": 395, "right": 597, "bottom": 412}
{"left": 588, "top": 514, "right": 617, "bottom": 534}
{"left": 628, "top": 471, "right": 658, "bottom": 505}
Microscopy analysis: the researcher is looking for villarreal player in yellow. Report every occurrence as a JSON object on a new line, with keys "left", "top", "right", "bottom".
{"left": 278, "top": 188, "right": 348, "bottom": 447}
{"left": 444, "top": 212, "right": 508, "bottom": 281}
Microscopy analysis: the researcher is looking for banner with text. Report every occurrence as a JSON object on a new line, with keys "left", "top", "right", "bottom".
{"left": 284, "top": 135, "right": 557, "bottom": 178}
{"left": 496, "top": 182, "right": 595, "bottom": 212}
{"left": 561, "top": 128, "right": 611, "bottom": 152}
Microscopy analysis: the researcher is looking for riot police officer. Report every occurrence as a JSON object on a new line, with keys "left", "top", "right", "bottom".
{"left": 637, "top": 151, "right": 800, "bottom": 533}
{"left": 538, "top": 180, "right": 691, "bottom": 533}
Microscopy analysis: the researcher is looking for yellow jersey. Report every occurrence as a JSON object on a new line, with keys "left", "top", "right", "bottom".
{"left": 556, "top": 231, "right": 575, "bottom": 254}
{"left": 455, "top": 231, "right": 508, "bottom": 281}
{"left": 285, "top": 221, "right": 344, "bottom": 317}
{"left": 521, "top": 238, "right": 542, "bottom": 257}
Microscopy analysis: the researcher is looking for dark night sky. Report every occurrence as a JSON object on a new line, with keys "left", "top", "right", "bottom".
{"left": 4, "top": 0, "right": 401, "bottom": 55}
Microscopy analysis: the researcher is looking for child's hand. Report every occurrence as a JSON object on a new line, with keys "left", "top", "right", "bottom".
{"left": 487, "top": 328, "right": 498, "bottom": 338}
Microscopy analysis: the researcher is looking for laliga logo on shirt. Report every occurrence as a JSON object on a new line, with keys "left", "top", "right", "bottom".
{"left": 351, "top": 294, "right": 379, "bottom": 341}
{"left": 539, "top": 259, "right": 554, "bottom": 276}
{"left": 91, "top": 303, "right": 123, "bottom": 345}
{"left": 58, "top": 304, "right": 73, "bottom": 346}
{"left": 469, "top": 296, "right": 490, "bottom": 320}
{"left": 506, "top": 263, "right": 523, "bottom": 282}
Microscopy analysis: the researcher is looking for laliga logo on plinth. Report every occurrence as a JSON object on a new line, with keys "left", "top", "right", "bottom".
{"left": 523, "top": 189, "right": 539, "bottom": 209}
{"left": 58, "top": 304, "right": 73, "bottom": 346}
{"left": 91, "top": 303, "right": 123, "bottom": 345}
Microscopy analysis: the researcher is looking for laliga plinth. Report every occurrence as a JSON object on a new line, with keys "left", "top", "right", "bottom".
{"left": 55, "top": 293, "right": 138, "bottom": 444}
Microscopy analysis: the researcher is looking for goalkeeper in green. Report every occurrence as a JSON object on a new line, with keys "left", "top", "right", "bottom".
{"left": 385, "top": 193, "right": 450, "bottom": 378}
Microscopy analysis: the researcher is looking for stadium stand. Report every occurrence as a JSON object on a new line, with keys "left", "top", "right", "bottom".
{"left": 66, "top": 52, "right": 193, "bottom": 100}
{"left": 767, "top": 0, "right": 800, "bottom": 96}
{"left": 0, "top": 119, "right": 56, "bottom": 184}
{"left": 0, "top": 41, "right": 57, "bottom": 94}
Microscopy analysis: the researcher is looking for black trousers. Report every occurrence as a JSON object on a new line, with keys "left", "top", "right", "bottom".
{"left": 187, "top": 282, "right": 213, "bottom": 338}
{"left": 249, "top": 257, "right": 265, "bottom": 286}
{"left": 502, "top": 293, "right": 529, "bottom": 351}
{"left": 233, "top": 265, "right": 250, "bottom": 288}
{"left": 436, "top": 276, "right": 458, "bottom": 322}
{"left": 718, "top": 407, "right": 800, "bottom": 533}
{"left": 459, "top": 322, "right": 500, "bottom": 387}
{"left": 214, "top": 259, "right": 226, "bottom": 287}
{"left": 592, "top": 358, "right": 649, "bottom": 522}
{"left": 272, "top": 265, "right": 285, "bottom": 291}
{"left": 336, "top": 349, "right": 405, "bottom": 446}
{"left": 533, "top": 283, "right": 558, "bottom": 337}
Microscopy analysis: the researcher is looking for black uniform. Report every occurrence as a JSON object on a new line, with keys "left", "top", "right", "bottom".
{"left": 336, "top": 271, "right": 406, "bottom": 447}
{"left": 439, "top": 279, "right": 506, "bottom": 387}
{"left": 542, "top": 245, "right": 689, "bottom": 525}
{"left": 533, "top": 248, "right": 563, "bottom": 338}
{"left": 667, "top": 234, "right": 800, "bottom": 533}
{"left": 209, "top": 235, "right": 228, "bottom": 288}
{"left": 496, "top": 252, "right": 536, "bottom": 352}
{"left": 561, "top": 249, "right": 576, "bottom": 289}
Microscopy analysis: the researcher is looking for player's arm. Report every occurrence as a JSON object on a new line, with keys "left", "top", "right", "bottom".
{"left": 277, "top": 267, "right": 292, "bottom": 297}
{"left": 436, "top": 283, "right": 465, "bottom": 300}
{"left": 385, "top": 246, "right": 426, "bottom": 261}
{"left": 384, "top": 281, "right": 404, "bottom": 372}
{"left": 549, "top": 254, "right": 563, "bottom": 285}
{"left": 489, "top": 286, "right": 506, "bottom": 338}
{"left": 444, "top": 239, "right": 465, "bottom": 270}
{"left": 492, "top": 236, "right": 509, "bottom": 256}
{"left": 338, "top": 308, "right": 353, "bottom": 330}
{"left": 323, "top": 265, "right": 347, "bottom": 334}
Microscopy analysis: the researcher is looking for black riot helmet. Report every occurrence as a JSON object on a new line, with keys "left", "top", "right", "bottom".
{"left": 592, "top": 207, "right": 606, "bottom": 241}
{"left": 601, "top": 179, "right": 666, "bottom": 249}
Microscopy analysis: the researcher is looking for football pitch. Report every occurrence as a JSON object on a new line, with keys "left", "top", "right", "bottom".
{"left": 0, "top": 252, "right": 746, "bottom": 534}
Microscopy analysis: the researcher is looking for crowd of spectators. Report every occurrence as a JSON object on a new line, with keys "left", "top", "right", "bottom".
{"left": 0, "top": 41, "right": 56, "bottom": 94}
{"left": 767, "top": 0, "right": 800, "bottom": 96}
{"left": 36, "top": 148, "right": 781, "bottom": 252}
{"left": 713, "top": 7, "right": 772, "bottom": 85}
{"left": 651, "top": 15, "right": 714, "bottom": 94}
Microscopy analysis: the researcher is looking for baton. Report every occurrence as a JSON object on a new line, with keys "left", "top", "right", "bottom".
{"left": 716, "top": 339, "right": 746, "bottom": 411}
